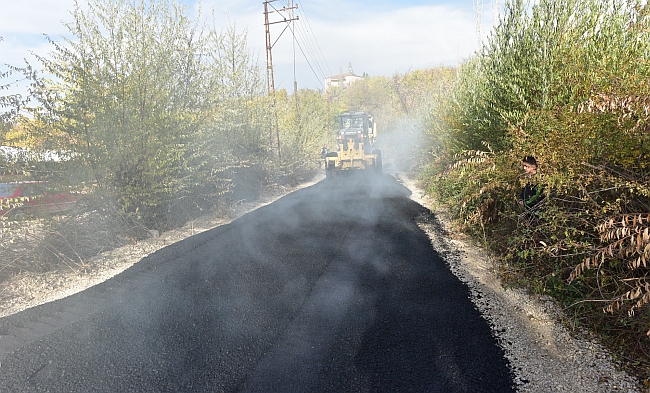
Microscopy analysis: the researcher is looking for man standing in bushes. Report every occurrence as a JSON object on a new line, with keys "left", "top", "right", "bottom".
{"left": 518, "top": 156, "right": 545, "bottom": 221}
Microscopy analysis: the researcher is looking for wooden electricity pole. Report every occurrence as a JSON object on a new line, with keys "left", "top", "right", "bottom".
{"left": 264, "top": 0, "right": 298, "bottom": 160}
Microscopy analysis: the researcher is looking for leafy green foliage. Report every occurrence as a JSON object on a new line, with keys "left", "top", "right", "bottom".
{"left": 21, "top": 0, "right": 275, "bottom": 229}
{"left": 276, "top": 88, "right": 330, "bottom": 171}
{"left": 422, "top": 0, "right": 650, "bottom": 376}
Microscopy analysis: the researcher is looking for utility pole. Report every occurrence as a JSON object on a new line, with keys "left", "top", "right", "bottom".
{"left": 263, "top": 0, "right": 299, "bottom": 160}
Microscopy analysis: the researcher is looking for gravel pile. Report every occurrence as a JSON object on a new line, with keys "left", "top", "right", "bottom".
{"left": 397, "top": 173, "right": 643, "bottom": 393}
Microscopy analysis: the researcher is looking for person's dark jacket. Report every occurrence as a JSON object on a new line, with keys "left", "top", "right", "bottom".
{"left": 519, "top": 181, "right": 544, "bottom": 210}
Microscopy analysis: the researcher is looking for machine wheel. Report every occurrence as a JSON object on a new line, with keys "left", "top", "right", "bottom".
{"left": 372, "top": 149, "right": 383, "bottom": 173}
{"left": 325, "top": 160, "right": 337, "bottom": 180}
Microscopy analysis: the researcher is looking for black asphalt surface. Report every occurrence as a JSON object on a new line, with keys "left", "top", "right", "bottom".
{"left": 0, "top": 173, "right": 515, "bottom": 392}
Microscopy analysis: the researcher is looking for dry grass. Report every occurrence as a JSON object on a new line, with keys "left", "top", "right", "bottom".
{"left": 569, "top": 213, "right": 650, "bottom": 335}
{"left": 0, "top": 199, "right": 151, "bottom": 284}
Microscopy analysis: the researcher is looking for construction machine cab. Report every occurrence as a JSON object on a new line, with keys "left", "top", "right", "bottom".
{"left": 337, "top": 112, "right": 375, "bottom": 151}
{"left": 325, "top": 111, "right": 381, "bottom": 178}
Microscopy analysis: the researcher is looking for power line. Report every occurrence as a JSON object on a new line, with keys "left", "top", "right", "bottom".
{"left": 294, "top": 0, "right": 331, "bottom": 77}
{"left": 267, "top": 0, "right": 330, "bottom": 89}
{"left": 288, "top": 22, "right": 326, "bottom": 89}
{"left": 291, "top": 25, "right": 326, "bottom": 83}
{"left": 264, "top": 0, "right": 299, "bottom": 94}
{"left": 292, "top": 16, "right": 328, "bottom": 81}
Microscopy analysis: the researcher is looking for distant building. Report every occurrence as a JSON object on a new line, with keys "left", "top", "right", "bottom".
{"left": 325, "top": 63, "right": 364, "bottom": 89}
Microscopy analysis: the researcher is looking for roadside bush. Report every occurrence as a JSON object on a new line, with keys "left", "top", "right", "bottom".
{"left": 23, "top": 0, "right": 281, "bottom": 231}
{"left": 423, "top": 0, "right": 650, "bottom": 378}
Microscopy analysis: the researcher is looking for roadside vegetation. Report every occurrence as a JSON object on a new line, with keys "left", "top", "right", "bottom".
{"left": 419, "top": 0, "right": 650, "bottom": 382}
{"left": 3, "top": 0, "right": 648, "bottom": 384}
{"left": 0, "top": 0, "right": 333, "bottom": 281}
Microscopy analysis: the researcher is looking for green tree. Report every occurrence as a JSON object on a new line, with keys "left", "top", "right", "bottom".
{"left": 277, "top": 88, "right": 330, "bottom": 170}
{"left": 202, "top": 23, "right": 270, "bottom": 161}
{"left": 423, "top": 0, "right": 650, "bottom": 373}
{"left": 29, "top": 0, "right": 266, "bottom": 228}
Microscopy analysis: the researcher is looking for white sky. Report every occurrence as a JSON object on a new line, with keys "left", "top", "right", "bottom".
{"left": 0, "top": 0, "right": 501, "bottom": 95}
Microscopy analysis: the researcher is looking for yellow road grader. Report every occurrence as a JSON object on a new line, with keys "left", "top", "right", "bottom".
{"left": 325, "top": 112, "right": 382, "bottom": 178}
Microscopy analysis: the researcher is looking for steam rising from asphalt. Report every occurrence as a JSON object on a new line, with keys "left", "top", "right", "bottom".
{"left": 0, "top": 170, "right": 515, "bottom": 391}
{"left": 375, "top": 115, "right": 430, "bottom": 173}
{"left": 236, "top": 175, "right": 407, "bottom": 391}
{"left": 126, "top": 172, "right": 411, "bottom": 386}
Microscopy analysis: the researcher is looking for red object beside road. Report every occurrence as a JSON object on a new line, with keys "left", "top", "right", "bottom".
{"left": 0, "top": 181, "right": 77, "bottom": 217}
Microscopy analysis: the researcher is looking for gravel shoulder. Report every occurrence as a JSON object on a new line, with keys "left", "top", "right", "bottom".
{"left": 0, "top": 172, "right": 643, "bottom": 392}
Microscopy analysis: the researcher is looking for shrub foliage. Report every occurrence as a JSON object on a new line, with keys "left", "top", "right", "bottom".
{"left": 423, "top": 0, "right": 650, "bottom": 376}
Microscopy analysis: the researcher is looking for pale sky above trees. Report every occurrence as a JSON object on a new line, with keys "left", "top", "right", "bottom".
{"left": 1, "top": 0, "right": 500, "bottom": 94}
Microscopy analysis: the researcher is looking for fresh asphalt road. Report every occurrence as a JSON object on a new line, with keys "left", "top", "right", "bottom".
{"left": 0, "top": 174, "right": 515, "bottom": 392}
